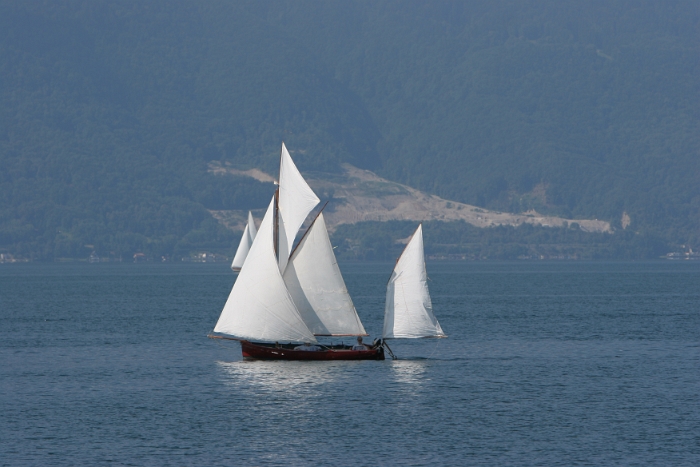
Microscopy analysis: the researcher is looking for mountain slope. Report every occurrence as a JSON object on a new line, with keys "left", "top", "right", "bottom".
{"left": 0, "top": 1, "right": 697, "bottom": 260}
{"left": 209, "top": 162, "right": 611, "bottom": 234}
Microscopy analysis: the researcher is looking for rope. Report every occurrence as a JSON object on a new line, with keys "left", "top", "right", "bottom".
{"left": 214, "top": 338, "right": 230, "bottom": 350}
{"left": 427, "top": 337, "right": 441, "bottom": 359}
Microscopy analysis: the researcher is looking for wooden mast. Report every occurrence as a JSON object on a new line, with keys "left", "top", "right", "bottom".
{"left": 274, "top": 186, "right": 280, "bottom": 260}
{"left": 273, "top": 142, "right": 282, "bottom": 261}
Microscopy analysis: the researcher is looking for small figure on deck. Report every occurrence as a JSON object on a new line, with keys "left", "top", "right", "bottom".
{"left": 294, "top": 342, "right": 322, "bottom": 351}
{"left": 352, "top": 336, "right": 371, "bottom": 350}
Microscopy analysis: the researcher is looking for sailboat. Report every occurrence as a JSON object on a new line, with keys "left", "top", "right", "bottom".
{"left": 209, "top": 143, "right": 383, "bottom": 360}
{"left": 380, "top": 224, "right": 446, "bottom": 359}
{"left": 209, "top": 144, "right": 445, "bottom": 360}
{"left": 230, "top": 211, "right": 257, "bottom": 272}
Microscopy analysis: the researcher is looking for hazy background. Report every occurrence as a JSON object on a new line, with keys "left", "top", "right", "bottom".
{"left": 1, "top": 0, "right": 698, "bottom": 261}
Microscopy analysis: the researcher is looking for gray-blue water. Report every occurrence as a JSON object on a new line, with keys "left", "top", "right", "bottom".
{"left": 1, "top": 261, "right": 699, "bottom": 466}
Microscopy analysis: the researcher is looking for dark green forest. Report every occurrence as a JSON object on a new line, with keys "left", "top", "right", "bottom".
{"left": 332, "top": 220, "right": 670, "bottom": 261}
{"left": 0, "top": 1, "right": 698, "bottom": 260}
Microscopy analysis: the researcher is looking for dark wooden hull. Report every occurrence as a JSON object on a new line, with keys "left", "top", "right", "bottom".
{"left": 240, "top": 340, "right": 385, "bottom": 361}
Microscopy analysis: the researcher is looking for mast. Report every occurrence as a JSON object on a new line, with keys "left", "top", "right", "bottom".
{"left": 273, "top": 186, "right": 280, "bottom": 260}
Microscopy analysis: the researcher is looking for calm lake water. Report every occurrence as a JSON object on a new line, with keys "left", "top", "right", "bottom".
{"left": 1, "top": 261, "right": 699, "bottom": 466}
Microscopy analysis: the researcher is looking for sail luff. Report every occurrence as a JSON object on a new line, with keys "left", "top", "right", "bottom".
{"left": 382, "top": 224, "right": 445, "bottom": 339}
{"left": 214, "top": 197, "right": 317, "bottom": 344}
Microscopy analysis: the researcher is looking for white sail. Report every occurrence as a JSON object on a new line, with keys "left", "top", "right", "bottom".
{"left": 230, "top": 212, "right": 258, "bottom": 271}
{"left": 214, "top": 197, "right": 317, "bottom": 343}
{"left": 277, "top": 142, "right": 320, "bottom": 272}
{"left": 283, "top": 213, "right": 367, "bottom": 336}
{"left": 230, "top": 223, "right": 251, "bottom": 271}
{"left": 383, "top": 224, "right": 445, "bottom": 339}
{"left": 246, "top": 211, "right": 257, "bottom": 239}
{"left": 277, "top": 208, "right": 290, "bottom": 273}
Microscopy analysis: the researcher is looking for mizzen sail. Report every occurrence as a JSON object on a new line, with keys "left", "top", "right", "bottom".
{"left": 383, "top": 224, "right": 445, "bottom": 339}
{"left": 283, "top": 213, "right": 367, "bottom": 336}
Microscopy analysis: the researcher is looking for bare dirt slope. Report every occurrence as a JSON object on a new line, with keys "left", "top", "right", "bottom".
{"left": 208, "top": 162, "right": 612, "bottom": 234}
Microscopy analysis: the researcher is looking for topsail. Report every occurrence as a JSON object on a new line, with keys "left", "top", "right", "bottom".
{"left": 277, "top": 143, "right": 320, "bottom": 272}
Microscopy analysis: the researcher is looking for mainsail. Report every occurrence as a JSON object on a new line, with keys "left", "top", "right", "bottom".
{"left": 277, "top": 143, "right": 320, "bottom": 272}
{"left": 383, "top": 224, "right": 446, "bottom": 339}
{"left": 214, "top": 197, "right": 317, "bottom": 343}
{"left": 283, "top": 213, "right": 367, "bottom": 336}
{"left": 230, "top": 211, "right": 257, "bottom": 271}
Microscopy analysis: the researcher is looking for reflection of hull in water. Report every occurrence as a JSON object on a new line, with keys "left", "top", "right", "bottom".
{"left": 241, "top": 340, "right": 385, "bottom": 360}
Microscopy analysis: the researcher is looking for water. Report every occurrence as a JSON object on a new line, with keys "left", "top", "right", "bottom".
{"left": 1, "top": 261, "right": 699, "bottom": 466}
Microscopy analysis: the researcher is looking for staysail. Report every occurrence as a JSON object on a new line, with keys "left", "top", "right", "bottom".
{"left": 230, "top": 211, "right": 257, "bottom": 271}
{"left": 214, "top": 197, "right": 317, "bottom": 343}
{"left": 383, "top": 224, "right": 445, "bottom": 339}
{"left": 277, "top": 142, "right": 320, "bottom": 272}
{"left": 283, "top": 213, "right": 367, "bottom": 336}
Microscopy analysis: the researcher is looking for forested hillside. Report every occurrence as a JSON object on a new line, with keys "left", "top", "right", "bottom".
{"left": 0, "top": 1, "right": 697, "bottom": 260}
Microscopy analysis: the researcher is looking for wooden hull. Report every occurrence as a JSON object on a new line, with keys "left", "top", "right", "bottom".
{"left": 240, "top": 340, "right": 385, "bottom": 361}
